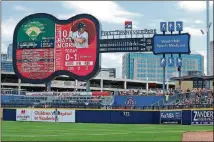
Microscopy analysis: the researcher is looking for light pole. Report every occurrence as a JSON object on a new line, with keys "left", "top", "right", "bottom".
{"left": 146, "top": 77, "right": 149, "bottom": 94}
{"left": 206, "top": 0, "right": 210, "bottom": 75}
{"left": 166, "top": 78, "right": 169, "bottom": 90}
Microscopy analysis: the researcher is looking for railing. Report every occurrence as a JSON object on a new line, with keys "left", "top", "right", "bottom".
{"left": 150, "top": 98, "right": 165, "bottom": 106}
{"left": 1, "top": 103, "right": 213, "bottom": 110}
{"left": 1, "top": 90, "right": 27, "bottom": 95}
{"left": 151, "top": 93, "right": 180, "bottom": 106}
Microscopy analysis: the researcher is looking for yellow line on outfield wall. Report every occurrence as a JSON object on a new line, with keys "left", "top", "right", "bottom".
{"left": 3, "top": 107, "right": 213, "bottom": 111}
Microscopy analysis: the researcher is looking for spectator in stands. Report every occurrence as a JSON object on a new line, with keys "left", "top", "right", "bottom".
{"left": 165, "top": 92, "right": 169, "bottom": 103}
{"left": 186, "top": 88, "right": 190, "bottom": 98}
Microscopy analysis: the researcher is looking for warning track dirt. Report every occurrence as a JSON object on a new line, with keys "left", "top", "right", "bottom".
{"left": 182, "top": 131, "right": 214, "bottom": 142}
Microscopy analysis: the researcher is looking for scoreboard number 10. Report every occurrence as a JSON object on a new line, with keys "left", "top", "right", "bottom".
{"left": 58, "top": 30, "right": 69, "bottom": 38}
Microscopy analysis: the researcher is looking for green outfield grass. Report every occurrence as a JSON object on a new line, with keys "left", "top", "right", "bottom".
{"left": 2, "top": 121, "right": 213, "bottom": 141}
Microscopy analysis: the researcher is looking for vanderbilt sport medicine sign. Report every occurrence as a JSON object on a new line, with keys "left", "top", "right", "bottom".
{"left": 152, "top": 33, "right": 190, "bottom": 55}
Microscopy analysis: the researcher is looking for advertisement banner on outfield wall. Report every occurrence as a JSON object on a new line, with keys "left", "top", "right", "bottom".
{"left": 16, "top": 109, "right": 32, "bottom": 121}
{"left": 32, "top": 109, "right": 75, "bottom": 122}
{"left": 191, "top": 110, "right": 213, "bottom": 125}
{"left": 160, "top": 110, "right": 182, "bottom": 124}
{"left": 16, "top": 109, "right": 75, "bottom": 122}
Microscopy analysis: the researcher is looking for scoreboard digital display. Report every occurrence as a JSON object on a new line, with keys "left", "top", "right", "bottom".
{"left": 13, "top": 13, "right": 100, "bottom": 83}
{"left": 99, "top": 38, "right": 153, "bottom": 53}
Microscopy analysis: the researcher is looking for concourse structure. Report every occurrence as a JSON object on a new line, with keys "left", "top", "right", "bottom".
{"left": 170, "top": 75, "right": 214, "bottom": 89}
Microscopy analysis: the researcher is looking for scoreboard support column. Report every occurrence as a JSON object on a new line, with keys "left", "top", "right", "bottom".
{"left": 86, "top": 81, "right": 91, "bottom": 92}
{"left": 163, "top": 54, "right": 166, "bottom": 95}
{"left": 46, "top": 81, "right": 52, "bottom": 92}
{"left": 124, "top": 80, "right": 127, "bottom": 91}
{"left": 100, "top": 79, "right": 103, "bottom": 92}
{"left": 178, "top": 54, "right": 181, "bottom": 89}
{"left": 18, "top": 79, "right": 21, "bottom": 95}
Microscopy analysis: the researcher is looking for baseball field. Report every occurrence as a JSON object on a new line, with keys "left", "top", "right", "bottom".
{"left": 2, "top": 121, "right": 213, "bottom": 141}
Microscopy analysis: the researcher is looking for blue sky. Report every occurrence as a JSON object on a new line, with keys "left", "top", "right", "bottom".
{"left": 1, "top": 1, "right": 213, "bottom": 77}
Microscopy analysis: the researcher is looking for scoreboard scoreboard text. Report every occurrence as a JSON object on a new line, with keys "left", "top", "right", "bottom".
{"left": 13, "top": 13, "right": 100, "bottom": 83}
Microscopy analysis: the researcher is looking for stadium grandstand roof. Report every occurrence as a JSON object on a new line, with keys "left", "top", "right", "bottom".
{"left": 170, "top": 75, "right": 214, "bottom": 81}
{"left": 1, "top": 71, "right": 175, "bottom": 92}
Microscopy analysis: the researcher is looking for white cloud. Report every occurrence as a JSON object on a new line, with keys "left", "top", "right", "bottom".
{"left": 1, "top": 18, "right": 18, "bottom": 42}
{"left": 1, "top": 18, "right": 18, "bottom": 53}
{"left": 1, "top": 5, "right": 34, "bottom": 53}
{"left": 101, "top": 53, "right": 124, "bottom": 77}
{"left": 1, "top": 42, "right": 8, "bottom": 53}
{"left": 14, "top": 5, "right": 29, "bottom": 12}
{"left": 194, "top": 20, "right": 204, "bottom": 24}
{"left": 132, "top": 24, "right": 138, "bottom": 29}
{"left": 1, "top": 11, "right": 35, "bottom": 42}
{"left": 57, "top": 14, "right": 76, "bottom": 19}
{"left": 147, "top": 23, "right": 157, "bottom": 29}
{"left": 58, "top": 1, "right": 139, "bottom": 77}
{"left": 1, "top": 6, "right": 34, "bottom": 41}
{"left": 60, "top": 1, "right": 143, "bottom": 24}
{"left": 178, "top": 1, "right": 213, "bottom": 12}
{"left": 183, "top": 27, "right": 203, "bottom": 37}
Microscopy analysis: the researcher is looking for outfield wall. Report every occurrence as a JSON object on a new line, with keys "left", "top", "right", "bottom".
{"left": 0, "top": 108, "right": 3, "bottom": 120}
{"left": 2, "top": 108, "right": 213, "bottom": 125}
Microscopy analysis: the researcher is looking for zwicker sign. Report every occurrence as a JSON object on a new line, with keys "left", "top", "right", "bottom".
{"left": 16, "top": 109, "right": 75, "bottom": 122}
{"left": 191, "top": 110, "right": 213, "bottom": 125}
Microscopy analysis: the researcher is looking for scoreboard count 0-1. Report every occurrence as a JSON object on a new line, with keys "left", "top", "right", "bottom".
{"left": 13, "top": 13, "right": 100, "bottom": 83}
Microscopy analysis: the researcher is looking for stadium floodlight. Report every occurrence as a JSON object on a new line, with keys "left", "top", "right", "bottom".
{"left": 200, "top": 22, "right": 212, "bottom": 34}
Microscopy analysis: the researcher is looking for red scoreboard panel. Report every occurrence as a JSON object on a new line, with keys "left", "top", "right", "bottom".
{"left": 54, "top": 19, "right": 97, "bottom": 76}
{"left": 13, "top": 14, "right": 100, "bottom": 84}
{"left": 16, "top": 48, "right": 54, "bottom": 79}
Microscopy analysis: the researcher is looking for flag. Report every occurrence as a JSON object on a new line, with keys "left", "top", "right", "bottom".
{"left": 125, "top": 21, "right": 132, "bottom": 29}
{"left": 208, "top": 22, "right": 212, "bottom": 28}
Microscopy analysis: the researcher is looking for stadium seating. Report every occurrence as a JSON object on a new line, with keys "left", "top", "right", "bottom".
{"left": 1, "top": 88, "right": 213, "bottom": 109}
{"left": 1, "top": 92, "right": 115, "bottom": 108}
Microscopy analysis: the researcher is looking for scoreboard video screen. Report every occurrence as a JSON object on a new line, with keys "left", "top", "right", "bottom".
{"left": 13, "top": 14, "right": 100, "bottom": 83}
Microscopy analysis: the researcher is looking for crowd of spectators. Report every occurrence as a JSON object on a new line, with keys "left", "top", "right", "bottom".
{"left": 116, "top": 88, "right": 213, "bottom": 105}
{"left": 2, "top": 86, "right": 213, "bottom": 106}
{"left": 177, "top": 88, "right": 213, "bottom": 105}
